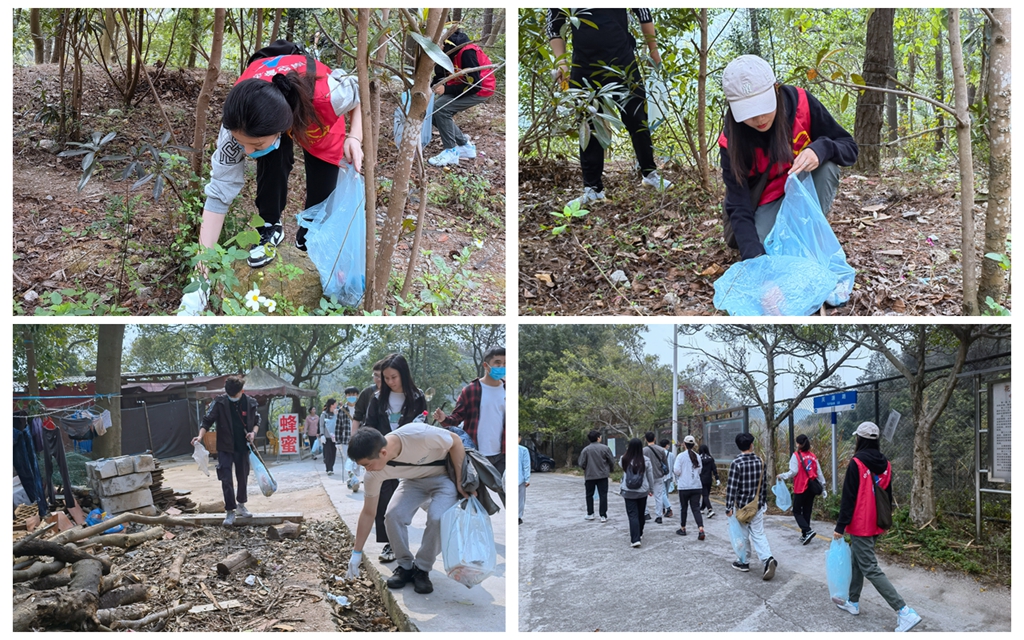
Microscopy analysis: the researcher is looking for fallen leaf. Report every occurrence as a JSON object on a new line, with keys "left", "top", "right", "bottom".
{"left": 861, "top": 203, "right": 886, "bottom": 213}
{"left": 699, "top": 263, "right": 724, "bottom": 277}
{"left": 522, "top": 288, "right": 537, "bottom": 299}
{"left": 651, "top": 225, "right": 671, "bottom": 240}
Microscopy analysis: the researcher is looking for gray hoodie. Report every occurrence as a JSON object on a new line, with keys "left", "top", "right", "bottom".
{"left": 619, "top": 455, "right": 655, "bottom": 499}
{"left": 578, "top": 442, "right": 616, "bottom": 480}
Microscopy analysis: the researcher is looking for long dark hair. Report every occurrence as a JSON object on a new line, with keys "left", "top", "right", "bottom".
{"left": 621, "top": 438, "right": 645, "bottom": 473}
{"left": 323, "top": 398, "right": 337, "bottom": 414}
{"left": 724, "top": 84, "right": 793, "bottom": 185}
{"left": 854, "top": 435, "right": 880, "bottom": 453}
{"left": 379, "top": 353, "right": 420, "bottom": 415}
{"left": 685, "top": 440, "right": 699, "bottom": 469}
{"left": 222, "top": 66, "right": 324, "bottom": 149}
{"left": 698, "top": 443, "right": 711, "bottom": 457}
{"left": 796, "top": 434, "right": 811, "bottom": 452}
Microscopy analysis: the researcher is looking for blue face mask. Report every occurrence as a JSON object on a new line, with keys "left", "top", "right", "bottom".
{"left": 245, "top": 135, "right": 281, "bottom": 158}
{"left": 488, "top": 366, "right": 506, "bottom": 381}
{"left": 346, "top": 396, "right": 358, "bottom": 404}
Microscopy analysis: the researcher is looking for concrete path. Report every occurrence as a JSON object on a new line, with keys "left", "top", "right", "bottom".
{"left": 314, "top": 458, "right": 506, "bottom": 632}
{"left": 520, "top": 473, "right": 1010, "bottom": 632}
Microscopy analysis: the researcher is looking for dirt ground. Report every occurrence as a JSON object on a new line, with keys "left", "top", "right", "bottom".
{"left": 519, "top": 157, "right": 1001, "bottom": 316}
{"left": 12, "top": 63, "right": 505, "bottom": 316}
{"left": 13, "top": 456, "right": 395, "bottom": 632}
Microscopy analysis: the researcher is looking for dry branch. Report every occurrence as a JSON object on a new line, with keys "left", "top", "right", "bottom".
{"left": 52, "top": 512, "right": 196, "bottom": 545}
{"left": 167, "top": 551, "right": 186, "bottom": 587}
{"left": 13, "top": 560, "right": 66, "bottom": 583}
{"left": 84, "top": 526, "right": 165, "bottom": 549}
{"left": 111, "top": 603, "right": 191, "bottom": 630}
{"left": 14, "top": 540, "right": 111, "bottom": 574}
{"left": 99, "top": 583, "right": 149, "bottom": 610}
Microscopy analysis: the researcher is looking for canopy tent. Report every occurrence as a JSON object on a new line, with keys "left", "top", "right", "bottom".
{"left": 192, "top": 366, "right": 317, "bottom": 400}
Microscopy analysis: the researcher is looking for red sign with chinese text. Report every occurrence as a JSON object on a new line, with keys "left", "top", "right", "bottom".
{"left": 278, "top": 414, "right": 299, "bottom": 454}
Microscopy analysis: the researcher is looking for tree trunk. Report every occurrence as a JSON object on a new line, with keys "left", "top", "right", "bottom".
{"left": 285, "top": 10, "right": 296, "bottom": 42}
{"left": 908, "top": 380, "right": 934, "bottom": 524}
{"left": 697, "top": 10, "right": 710, "bottom": 191}
{"left": 451, "top": 8, "right": 462, "bottom": 23}
{"left": 903, "top": 50, "right": 915, "bottom": 130}
{"left": 482, "top": 8, "right": 494, "bottom": 42}
{"left": 358, "top": 9, "right": 378, "bottom": 308}
{"left": 192, "top": 9, "right": 225, "bottom": 178}
{"left": 93, "top": 325, "right": 125, "bottom": 459}
{"left": 948, "top": 9, "right": 979, "bottom": 316}
{"left": 254, "top": 8, "right": 263, "bottom": 52}
{"left": 371, "top": 9, "right": 390, "bottom": 146}
{"left": 51, "top": 14, "right": 66, "bottom": 63}
{"left": 30, "top": 9, "right": 45, "bottom": 64}
{"left": 187, "top": 8, "right": 200, "bottom": 68}
{"left": 486, "top": 13, "right": 505, "bottom": 46}
{"left": 749, "top": 9, "right": 760, "bottom": 56}
{"left": 270, "top": 8, "right": 283, "bottom": 42}
{"left": 978, "top": 8, "right": 1010, "bottom": 309}
{"left": 852, "top": 8, "right": 894, "bottom": 175}
{"left": 23, "top": 327, "right": 39, "bottom": 399}
{"left": 885, "top": 28, "right": 898, "bottom": 142}
{"left": 935, "top": 32, "right": 945, "bottom": 151}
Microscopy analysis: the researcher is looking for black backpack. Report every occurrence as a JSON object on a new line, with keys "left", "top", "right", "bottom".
{"left": 647, "top": 445, "right": 669, "bottom": 475}
{"left": 624, "top": 460, "right": 644, "bottom": 490}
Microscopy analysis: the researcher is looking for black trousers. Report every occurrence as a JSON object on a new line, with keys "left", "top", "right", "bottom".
{"left": 323, "top": 438, "right": 337, "bottom": 472}
{"left": 572, "top": 62, "right": 657, "bottom": 192}
{"left": 217, "top": 450, "right": 249, "bottom": 511}
{"left": 42, "top": 427, "right": 75, "bottom": 509}
{"left": 487, "top": 453, "right": 506, "bottom": 476}
{"left": 793, "top": 490, "right": 816, "bottom": 535}
{"left": 623, "top": 495, "right": 648, "bottom": 544}
{"left": 585, "top": 477, "right": 609, "bottom": 517}
{"left": 700, "top": 480, "right": 714, "bottom": 512}
{"left": 254, "top": 133, "right": 339, "bottom": 226}
{"left": 678, "top": 488, "right": 704, "bottom": 529}
{"left": 376, "top": 478, "right": 399, "bottom": 544}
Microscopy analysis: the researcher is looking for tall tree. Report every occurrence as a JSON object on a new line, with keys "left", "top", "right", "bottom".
{"left": 948, "top": 8, "right": 979, "bottom": 315}
{"left": 934, "top": 23, "right": 945, "bottom": 152}
{"left": 749, "top": 8, "right": 760, "bottom": 56}
{"left": 852, "top": 8, "right": 894, "bottom": 175}
{"left": 30, "top": 9, "right": 44, "bottom": 64}
{"left": 697, "top": 10, "right": 710, "bottom": 191}
{"left": 482, "top": 8, "right": 494, "bottom": 42}
{"left": 192, "top": 8, "right": 225, "bottom": 177}
{"left": 93, "top": 325, "right": 125, "bottom": 459}
{"left": 978, "top": 8, "right": 1011, "bottom": 310}
{"left": 187, "top": 8, "right": 201, "bottom": 68}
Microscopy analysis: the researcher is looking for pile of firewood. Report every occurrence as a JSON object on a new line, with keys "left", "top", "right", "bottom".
{"left": 150, "top": 462, "right": 196, "bottom": 513}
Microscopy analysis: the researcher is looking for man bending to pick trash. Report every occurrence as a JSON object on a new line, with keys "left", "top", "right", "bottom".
{"left": 345, "top": 422, "right": 470, "bottom": 594}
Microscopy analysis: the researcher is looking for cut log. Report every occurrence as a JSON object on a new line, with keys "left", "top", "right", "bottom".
{"left": 14, "top": 540, "right": 111, "bottom": 574}
{"left": 100, "top": 573, "right": 121, "bottom": 594}
{"left": 112, "top": 603, "right": 191, "bottom": 630}
{"left": 266, "top": 522, "right": 303, "bottom": 540}
{"left": 12, "top": 521, "right": 56, "bottom": 555}
{"left": 30, "top": 570, "right": 72, "bottom": 590}
{"left": 14, "top": 560, "right": 66, "bottom": 583}
{"left": 167, "top": 551, "right": 186, "bottom": 588}
{"left": 97, "top": 602, "right": 150, "bottom": 626}
{"left": 189, "top": 599, "right": 242, "bottom": 613}
{"left": 177, "top": 513, "right": 304, "bottom": 526}
{"left": 13, "top": 559, "right": 103, "bottom": 631}
{"left": 197, "top": 500, "right": 225, "bottom": 513}
{"left": 216, "top": 549, "right": 256, "bottom": 577}
{"left": 51, "top": 512, "right": 197, "bottom": 545}
{"left": 84, "top": 526, "right": 165, "bottom": 549}
{"left": 99, "top": 583, "right": 149, "bottom": 610}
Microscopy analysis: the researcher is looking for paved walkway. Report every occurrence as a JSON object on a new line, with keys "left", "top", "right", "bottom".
{"left": 314, "top": 458, "right": 506, "bottom": 632}
{"left": 520, "top": 473, "right": 1010, "bottom": 632}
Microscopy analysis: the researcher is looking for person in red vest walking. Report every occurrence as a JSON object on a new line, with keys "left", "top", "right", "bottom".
{"left": 777, "top": 434, "right": 828, "bottom": 544}
{"left": 428, "top": 30, "right": 495, "bottom": 167}
{"left": 833, "top": 422, "right": 922, "bottom": 632}
{"left": 718, "top": 55, "right": 859, "bottom": 261}
{"left": 178, "top": 41, "right": 363, "bottom": 314}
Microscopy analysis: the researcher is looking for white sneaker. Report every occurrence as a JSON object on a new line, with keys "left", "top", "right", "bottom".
{"left": 428, "top": 148, "right": 460, "bottom": 166}
{"left": 895, "top": 606, "right": 921, "bottom": 632}
{"left": 176, "top": 283, "right": 209, "bottom": 316}
{"left": 600, "top": 516, "right": 607, "bottom": 523}
{"left": 568, "top": 186, "right": 606, "bottom": 208}
{"left": 641, "top": 170, "right": 673, "bottom": 192}
{"left": 455, "top": 143, "right": 477, "bottom": 159}
{"left": 836, "top": 600, "right": 860, "bottom": 616}
{"left": 584, "top": 514, "right": 595, "bottom": 521}
{"left": 236, "top": 503, "right": 252, "bottom": 518}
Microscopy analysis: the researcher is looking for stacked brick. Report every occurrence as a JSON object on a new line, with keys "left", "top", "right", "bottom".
{"left": 85, "top": 454, "right": 156, "bottom": 514}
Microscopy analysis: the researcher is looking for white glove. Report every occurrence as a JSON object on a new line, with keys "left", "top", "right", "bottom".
{"left": 715, "top": 479, "right": 721, "bottom": 486}
{"left": 346, "top": 551, "right": 362, "bottom": 579}
{"left": 319, "top": 435, "right": 326, "bottom": 444}
{"left": 822, "top": 490, "right": 828, "bottom": 500}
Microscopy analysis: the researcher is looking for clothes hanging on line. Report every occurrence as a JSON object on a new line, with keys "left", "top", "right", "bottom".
{"left": 42, "top": 425, "right": 76, "bottom": 510}
{"left": 13, "top": 420, "right": 48, "bottom": 517}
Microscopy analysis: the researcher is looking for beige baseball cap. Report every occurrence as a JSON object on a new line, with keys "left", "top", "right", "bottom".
{"left": 683, "top": 435, "right": 696, "bottom": 444}
{"left": 723, "top": 55, "right": 777, "bottom": 122}
{"left": 855, "top": 421, "right": 880, "bottom": 440}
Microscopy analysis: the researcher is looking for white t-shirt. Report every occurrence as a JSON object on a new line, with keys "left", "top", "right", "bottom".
{"left": 387, "top": 392, "right": 405, "bottom": 432}
{"left": 363, "top": 423, "right": 454, "bottom": 497}
{"left": 476, "top": 382, "right": 505, "bottom": 456}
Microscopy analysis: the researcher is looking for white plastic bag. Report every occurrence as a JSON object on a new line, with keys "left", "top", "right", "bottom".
{"left": 728, "top": 515, "right": 748, "bottom": 565}
{"left": 645, "top": 73, "right": 671, "bottom": 132}
{"left": 440, "top": 497, "right": 496, "bottom": 588}
{"left": 248, "top": 444, "right": 278, "bottom": 497}
{"left": 393, "top": 89, "right": 435, "bottom": 149}
{"left": 193, "top": 442, "right": 210, "bottom": 477}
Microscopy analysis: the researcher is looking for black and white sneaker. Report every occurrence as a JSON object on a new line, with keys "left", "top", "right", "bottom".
{"left": 801, "top": 530, "right": 816, "bottom": 545}
{"left": 732, "top": 561, "right": 750, "bottom": 572}
{"left": 295, "top": 225, "right": 310, "bottom": 251}
{"left": 247, "top": 223, "right": 284, "bottom": 268}
{"left": 763, "top": 556, "right": 778, "bottom": 581}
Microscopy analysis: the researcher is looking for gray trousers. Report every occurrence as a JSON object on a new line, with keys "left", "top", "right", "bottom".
{"left": 385, "top": 474, "right": 459, "bottom": 573}
{"left": 432, "top": 92, "right": 489, "bottom": 149}
{"left": 754, "top": 161, "right": 841, "bottom": 242}
{"left": 518, "top": 482, "right": 527, "bottom": 519}
{"left": 850, "top": 534, "right": 906, "bottom": 611}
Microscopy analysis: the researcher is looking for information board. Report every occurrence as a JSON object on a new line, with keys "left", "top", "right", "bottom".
{"left": 883, "top": 410, "right": 901, "bottom": 442}
{"left": 704, "top": 417, "right": 745, "bottom": 461}
{"left": 988, "top": 380, "right": 1011, "bottom": 483}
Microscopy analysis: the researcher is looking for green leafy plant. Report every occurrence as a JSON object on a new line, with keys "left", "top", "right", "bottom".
{"left": 105, "top": 128, "right": 196, "bottom": 204}
{"left": 57, "top": 130, "right": 118, "bottom": 191}
{"left": 548, "top": 200, "right": 590, "bottom": 235}
{"left": 33, "top": 286, "right": 130, "bottom": 316}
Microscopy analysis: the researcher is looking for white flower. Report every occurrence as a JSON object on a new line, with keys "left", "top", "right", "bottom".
{"left": 261, "top": 296, "right": 277, "bottom": 314}
{"left": 244, "top": 287, "right": 261, "bottom": 312}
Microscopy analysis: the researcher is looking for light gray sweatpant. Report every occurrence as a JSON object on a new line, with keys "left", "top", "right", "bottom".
{"left": 384, "top": 474, "right": 459, "bottom": 573}
{"left": 754, "top": 161, "right": 842, "bottom": 242}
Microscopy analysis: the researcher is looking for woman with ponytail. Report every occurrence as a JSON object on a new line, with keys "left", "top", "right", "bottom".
{"left": 179, "top": 40, "right": 363, "bottom": 314}
{"left": 672, "top": 435, "right": 705, "bottom": 540}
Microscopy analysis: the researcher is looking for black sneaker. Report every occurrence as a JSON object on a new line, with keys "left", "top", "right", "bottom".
{"left": 763, "top": 556, "right": 778, "bottom": 581}
{"left": 732, "top": 561, "right": 750, "bottom": 572}
{"left": 295, "top": 225, "right": 309, "bottom": 251}
{"left": 263, "top": 222, "right": 284, "bottom": 246}
{"left": 801, "top": 530, "right": 816, "bottom": 545}
{"left": 386, "top": 565, "right": 416, "bottom": 589}
{"left": 655, "top": 517, "right": 663, "bottom": 524}
{"left": 665, "top": 509, "right": 674, "bottom": 518}
{"left": 644, "top": 513, "right": 652, "bottom": 521}
{"left": 412, "top": 568, "right": 433, "bottom": 594}
{"left": 676, "top": 528, "right": 687, "bottom": 536}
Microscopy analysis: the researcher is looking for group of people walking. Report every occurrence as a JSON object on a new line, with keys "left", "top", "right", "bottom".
{"left": 567, "top": 421, "right": 920, "bottom": 632}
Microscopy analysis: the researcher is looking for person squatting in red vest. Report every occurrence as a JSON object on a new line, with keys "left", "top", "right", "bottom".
{"left": 833, "top": 421, "right": 922, "bottom": 632}
{"left": 178, "top": 40, "right": 363, "bottom": 315}
{"left": 427, "top": 30, "right": 496, "bottom": 167}
{"left": 718, "top": 55, "right": 859, "bottom": 261}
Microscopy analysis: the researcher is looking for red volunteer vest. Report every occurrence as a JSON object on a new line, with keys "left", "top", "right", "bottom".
{"left": 237, "top": 54, "right": 345, "bottom": 165}
{"left": 447, "top": 44, "right": 495, "bottom": 98}
{"left": 847, "top": 457, "right": 892, "bottom": 537}
{"left": 718, "top": 86, "right": 812, "bottom": 206}
{"left": 794, "top": 450, "right": 819, "bottom": 495}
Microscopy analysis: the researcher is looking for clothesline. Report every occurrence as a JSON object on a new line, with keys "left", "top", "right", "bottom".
{"left": 15, "top": 398, "right": 97, "bottom": 419}
{"left": 14, "top": 393, "right": 121, "bottom": 400}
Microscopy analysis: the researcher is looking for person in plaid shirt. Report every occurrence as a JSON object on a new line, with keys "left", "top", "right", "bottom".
{"left": 725, "top": 432, "right": 777, "bottom": 580}
{"left": 434, "top": 347, "right": 506, "bottom": 474}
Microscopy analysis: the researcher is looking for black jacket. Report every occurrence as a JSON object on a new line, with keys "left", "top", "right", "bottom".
{"left": 433, "top": 31, "right": 481, "bottom": 97}
{"left": 201, "top": 394, "right": 260, "bottom": 455}
{"left": 721, "top": 84, "right": 859, "bottom": 259}
{"left": 365, "top": 389, "right": 427, "bottom": 435}
{"left": 835, "top": 448, "right": 893, "bottom": 534}
{"left": 699, "top": 452, "right": 720, "bottom": 484}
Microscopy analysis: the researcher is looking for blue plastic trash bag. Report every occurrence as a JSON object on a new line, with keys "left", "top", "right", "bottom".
{"left": 441, "top": 497, "right": 497, "bottom": 588}
{"left": 394, "top": 89, "right": 435, "bottom": 149}
{"left": 773, "top": 478, "right": 792, "bottom": 512}
{"left": 645, "top": 74, "right": 670, "bottom": 132}
{"left": 311, "top": 437, "right": 322, "bottom": 456}
{"left": 764, "top": 173, "right": 856, "bottom": 306}
{"left": 714, "top": 254, "right": 838, "bottom": 316}
{"left": 446, "top": 425, "right": 476, "bottom": 451}
{"left": 826, "top": 537, "right": 853, "bottom": 604}
{"left": 728, "top": 515, "right": 748, "bottom": 564}
{"left": 249, "top": 444, "right": 278, "bottom": 497}
{"left": 296, "top": 163, "right": 366, "bottom": 306}
{"left": 86, "top": 508, "right": 125, "bottom": 534}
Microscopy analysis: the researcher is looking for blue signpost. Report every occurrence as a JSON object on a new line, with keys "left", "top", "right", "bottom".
{"left": 813, "top": 391, "right": 858, "bottom": 491}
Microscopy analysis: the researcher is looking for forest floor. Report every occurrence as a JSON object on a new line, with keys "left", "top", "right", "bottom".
{"left": 519, "top": 157, "right": 999, "bottom": 316}
{"left": 12, "top": 63, "right": 505, "bottom": 316}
